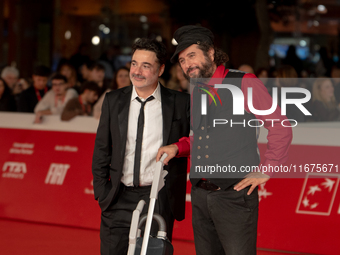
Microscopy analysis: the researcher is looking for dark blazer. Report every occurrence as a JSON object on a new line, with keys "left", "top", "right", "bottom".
{"left": 17, "top": 86, "right": 48, "bottom": 113}
{"left": 92, "top": 84, "right": 190, "bottom": 221}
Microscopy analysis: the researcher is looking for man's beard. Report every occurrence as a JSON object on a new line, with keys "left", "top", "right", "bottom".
{"left": 183, "top": 56, "right": 214, "bottom": 81}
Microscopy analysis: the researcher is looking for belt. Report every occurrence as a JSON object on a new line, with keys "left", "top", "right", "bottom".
{"left": 196, "top": 179, "right": 220, "bottom": 191}
{"left": 122, "top": 183, "right": 152, "bottom": 191}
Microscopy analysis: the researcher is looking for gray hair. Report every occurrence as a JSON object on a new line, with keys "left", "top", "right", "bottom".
{"left": 1, "top": 66, "right": 20, "bottom": 78}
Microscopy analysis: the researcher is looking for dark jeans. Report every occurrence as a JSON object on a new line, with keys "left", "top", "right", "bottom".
{"left": 191, "top": 185, "right": 258, "bottom": 255}
{"left": 99, "top": 184, "right": 174, "bottom": 255}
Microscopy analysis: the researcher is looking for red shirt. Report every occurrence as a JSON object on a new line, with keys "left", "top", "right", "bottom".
{"left": 174, "top": 65, "right": 293, "bottom": 175}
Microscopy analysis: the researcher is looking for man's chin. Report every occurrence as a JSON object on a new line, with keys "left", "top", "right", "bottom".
{"left": 189, "top": 74, "right": 200, "bottom": 79}
{"left": 187, "top": 70, "right": 202, "bottom": 79}
{"left": 132, "top": 82, "right": 147, "bottom": 88}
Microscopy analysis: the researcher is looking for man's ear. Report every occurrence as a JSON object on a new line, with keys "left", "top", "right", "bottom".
{"left": 158, "top": 64, "right": 165, "bottom": 77}
{"left": 208, "top": 48, "right": 215, "bottom": 62}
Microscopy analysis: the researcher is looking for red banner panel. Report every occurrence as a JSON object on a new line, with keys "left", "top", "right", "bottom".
{"left": 0, "top": 128, "right": 100, "bottom": 229}
{"left": 0, "top": 113, "right": 339, "bottom": 254}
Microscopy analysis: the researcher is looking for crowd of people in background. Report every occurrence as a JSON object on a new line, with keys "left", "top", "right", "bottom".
{"left": 238, "top": 45, "right": 340, "bottom": 122}
{"left": 0, "top": 56, "right": 132, "bottom": 122}
{"left": 1, "top": 43, "right": 340, "bottom": 122}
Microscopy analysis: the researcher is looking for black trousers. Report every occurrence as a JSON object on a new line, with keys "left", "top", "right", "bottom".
{"left": 100, "top": 183, "right": 174, "bottom": 255}
{"left": 191, "top": 185, "right": 258, "bottom": 255}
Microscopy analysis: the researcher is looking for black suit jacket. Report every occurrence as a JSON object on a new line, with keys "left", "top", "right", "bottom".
{"left": 17, "top": 86, "right": 47, "bottom": 113}
{"left": 92, "top": 84, "right": 190, "bottom": 221}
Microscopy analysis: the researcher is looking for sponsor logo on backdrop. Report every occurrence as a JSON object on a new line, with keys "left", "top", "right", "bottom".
{"left": 54, "top": 145, "right": 78, "bottom": 152}
{"left": 9, "top": 142, "right": 34, "bottom": 155}
{"left": 2, "top": 162, "right": 27, "bottom": 179}
{"left": 45, "top": 163, "right": 70, "bottom": 185}
{"left": 296, "top": 173, "right": 340, "bottom": 216}
{"left": 84, "top": 180, "right": 94, "bottom": 195}
{"left": 258, "top": 183, "right": 273, "bottom": 202}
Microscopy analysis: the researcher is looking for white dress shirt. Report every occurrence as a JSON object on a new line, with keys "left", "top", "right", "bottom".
{"left": 34, "top": 88, "right": 78, "bottom": 114}
{"left": 121, "top": 84, "right": 163, "bottom": 186}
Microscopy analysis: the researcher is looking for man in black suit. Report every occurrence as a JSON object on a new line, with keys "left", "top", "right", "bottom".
{"left": 92, "top": 38, "right": 190, "bottom": 255}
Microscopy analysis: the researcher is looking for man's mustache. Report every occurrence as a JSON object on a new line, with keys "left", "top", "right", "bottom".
{"left": 132, "top": 74, "right": 146, "bottom": 79}
{"left": 186, "top": 66, "right": 199, "bottom": 75}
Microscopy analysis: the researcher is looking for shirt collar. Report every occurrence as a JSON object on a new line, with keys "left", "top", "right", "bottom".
{"left": 196, "top": 65, "right": 228, "bottom": 88}
{"left": 212, "top": 65, "right": 228, "bottom": 78}
{"left": 131, "top": 82, "right": 161, "bottom": 102}
{"left": 210, "top": 65, "right": 229, "bottom": 84}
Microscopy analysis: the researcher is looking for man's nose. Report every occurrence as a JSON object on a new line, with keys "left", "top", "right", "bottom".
{"left": 181, "top": 62, "right": 190, "bottom": 73}
{"left": 187, "top": 58, "right": 196, "bottom": 69}
{"left": 134, "top": 66, "right": 142, "bottom": 75}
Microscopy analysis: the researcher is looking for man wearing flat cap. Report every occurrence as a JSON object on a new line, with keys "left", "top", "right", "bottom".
{"left": 157, "top": 25, "right": 292, "bottom": 255}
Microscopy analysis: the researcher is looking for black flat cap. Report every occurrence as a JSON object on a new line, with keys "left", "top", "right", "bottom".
{"left": 170, "top": 25, "right": 214, "bottom": 63}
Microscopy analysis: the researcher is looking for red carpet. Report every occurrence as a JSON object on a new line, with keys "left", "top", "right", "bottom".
{"left": 0, "top": 218, "right": 313, "bottom": 255}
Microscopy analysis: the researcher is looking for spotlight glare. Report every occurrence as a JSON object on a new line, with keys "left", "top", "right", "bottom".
{"left": 299, "top": 40, "right": 307, "bottom": 47}
{"left": 140, "top": 15, "right": 147, "bottom": 23}
{"left": 317, "top": 5, "right": 326, "bottom": 12}
{"left": 103, "top": 27, "right": 110, "bottom": 34}
{"left": 156, "top": 36, "right": 162, "bottom": 42}
{"left": 92, "top": 36, "right": 100, "bottom": 45}
{"left": 64, "top": 30, "right": 71, "bottom": 40}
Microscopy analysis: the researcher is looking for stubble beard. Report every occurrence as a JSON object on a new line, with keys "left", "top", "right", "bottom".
{"left": 183, "top": 57, "right": 214, "bottom": 81}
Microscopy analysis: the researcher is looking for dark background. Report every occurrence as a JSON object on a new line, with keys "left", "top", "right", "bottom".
{"left": 1, "top": 0, "right": 339, "bottom": 77}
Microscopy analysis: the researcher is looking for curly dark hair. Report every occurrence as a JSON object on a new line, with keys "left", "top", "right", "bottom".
{"left": 50, "top": 73, "right": 68, "bottom": 84}
{"left": 80, "top": 81, "right": 100, "bottom": 95}
{"left": 88, "top": 62, "right": 105, "bottom": 71}
{"left": 131, "top": 38, "right": 167, "bottom": 66}
{"left": 197, "top": 42, "right": 229, "bottom": 66}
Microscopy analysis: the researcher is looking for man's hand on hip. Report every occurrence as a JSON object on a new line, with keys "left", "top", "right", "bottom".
{"left": 156, "top": 144, "right": 179, "bottom": 165}
{"left": 234, "top": 172, "right": 270, "bottom": 195}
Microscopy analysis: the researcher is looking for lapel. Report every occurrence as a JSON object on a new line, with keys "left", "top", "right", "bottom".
{"left": 160, "top": 84, "right": 174, "bottom": 146}
{"left": 118, "top": 86, "right": 132, "bottom": 159}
